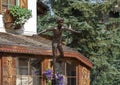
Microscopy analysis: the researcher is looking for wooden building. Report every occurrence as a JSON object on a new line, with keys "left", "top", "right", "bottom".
{"left": 0, "top": 32, "right": 93, "bottom": 85}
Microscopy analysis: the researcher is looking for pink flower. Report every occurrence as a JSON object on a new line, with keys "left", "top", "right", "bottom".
{"left": 6, "top": 9, "right": 10, "bottom": 14}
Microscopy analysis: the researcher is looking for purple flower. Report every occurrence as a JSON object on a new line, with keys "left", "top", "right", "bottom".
{"left": 44, "top": 69, "right": 52, "bottom": 75}
{"left": 56, "top": 73, "right": 63, "bottom": 85}
{"left": 43, "top": 69, "right": 64, "bottom": 85}
{"left": 43, "top": 69, "right": 53, "bottom": 80}
{"left": 58, "top": 76, "right": 63, "bottom": 85}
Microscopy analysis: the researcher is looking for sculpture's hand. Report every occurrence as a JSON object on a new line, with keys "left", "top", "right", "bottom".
{"left": 68, "top": 24, "right": 72, "bottom": 30}
{"left": 67, "top": 24, "right": 81, "bottom": 34}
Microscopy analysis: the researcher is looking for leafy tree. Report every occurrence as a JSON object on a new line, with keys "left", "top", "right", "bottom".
{"left": 37, "top": 0, "right": 120, "bottom": 85}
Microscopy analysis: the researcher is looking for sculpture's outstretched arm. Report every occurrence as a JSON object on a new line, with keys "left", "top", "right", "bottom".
{"left": 37, "top": 27, "right": 54, "bottom": 35}
{"left": 64, "top": 25, "right": 81, "bottom": 34}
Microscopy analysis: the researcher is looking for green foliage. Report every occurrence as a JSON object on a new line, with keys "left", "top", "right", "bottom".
{"left": 37, "top": 0, "right": 120, "bottom": 85}
{"left": 37, "top": 14, "right": 56, "bottom": 32}
{"left": 9, "top": 5, "right": 32, "bottom": 25}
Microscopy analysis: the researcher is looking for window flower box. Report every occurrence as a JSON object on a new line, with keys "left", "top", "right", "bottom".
{"left": 3, "top": 6, "right": 32, "bottom": 30}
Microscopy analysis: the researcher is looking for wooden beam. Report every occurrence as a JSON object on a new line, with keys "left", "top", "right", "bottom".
{"left": 78, "top": 64, "right": 82, "bottom": 85}
{"left": 41, "top": 58, "right": 50, "bottom": 85}
{"left": 76, "top": 63, "right": 80, "bottom": 85}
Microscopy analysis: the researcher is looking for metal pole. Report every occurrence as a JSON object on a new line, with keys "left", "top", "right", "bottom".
{"left": 52, "top": 57, "right": 56, "bottom": 85}
{"left": 52, "top": 47, "right": 57, "bottom": 85}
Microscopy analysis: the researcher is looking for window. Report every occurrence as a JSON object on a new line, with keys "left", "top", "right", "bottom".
{"left": 1, "top": 0, "right": 18, "bottom": 13}
{"left": 51, "top": 60, "right": 77, "bottom": 85}
{"left": 16, "top": 58, "right": 42, "bottom": 85}
{"left": 66, "top": 63, "right": 76, "bottom": 85}
{"left": 0, "top": 0, "right": 28, "bottom": 13}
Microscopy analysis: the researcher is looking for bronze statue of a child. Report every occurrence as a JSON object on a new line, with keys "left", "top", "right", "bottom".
{"left": 38, "top": 17, "right": 81, "bottom": 58}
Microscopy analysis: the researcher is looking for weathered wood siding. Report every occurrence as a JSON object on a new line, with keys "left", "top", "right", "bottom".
{"left": 0, "top": 54, "right": 91, "bottom": 85}
{"left": 2, "top": 56, "right": 16, "bottom": 85}
{"left": 80, "top": 66, "right": 90, "bottom": 85}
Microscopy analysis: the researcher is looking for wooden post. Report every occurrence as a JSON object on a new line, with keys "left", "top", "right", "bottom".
{"left": 41, "top": 58, "right": 50, "bottom": 85}
{"left": 78, "top": 64, "right": 83, "bottom": 85}
{"left": 2, "top": 56, "right": 16, "bottom": 85}
{"left": 52, "top": 47, "right": 58, "bottom": 85}
{"left": 76, "top": 62, "right": 80, "bottom": 85}
{"left": 52, "top": 57, "right": 57, "bottom": 85}
{"left": 7, "top": 57, "right": 13, "bottom": 85}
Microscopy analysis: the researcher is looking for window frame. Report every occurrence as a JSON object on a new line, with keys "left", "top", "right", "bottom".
{"left": 50, "top": 59, "right": 78, "bottom": 85}
{"left": 65, "top": 62, "right": 77, "bottom": 85}
{"left": 16, "top": 57, "right": 42, "bottom": 85}
{"left": 0, "top": 0, "right": 19, "bottom": 14}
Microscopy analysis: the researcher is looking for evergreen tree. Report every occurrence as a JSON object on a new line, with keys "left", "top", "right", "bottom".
{"left": 37, "top": 0, "right": 120, "bottom": 85}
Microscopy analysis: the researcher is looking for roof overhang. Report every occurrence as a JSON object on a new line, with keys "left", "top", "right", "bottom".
{"left": 0, "top": 44, "right": 93, "bottom": 68}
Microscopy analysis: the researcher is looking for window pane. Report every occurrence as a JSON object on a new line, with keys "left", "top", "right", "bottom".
{"left": 2, "top": 5, "right": 7, "bottom": 11}
{"left": 2, "top": 0, "right": 7, "bottom": 4}
{"left": 66, "top": 63, "right": 76, "bottom": 76}
{"left": 16, "top": 58, "right": 42, "bottom": 85}
{"left": 30, "top": 58, "right": 41, "bottom": 75}
{"left": 18, "top": 58, "right": 29, "bottom": 75}
{"left": 68, "top": 78, "right": 76, "bottom": 85}
{"left": 2, "top": 0, "right": 16, "bottom": 5}
{"left": 55, "top": 62, "right": 65, "bottom": 75}
{"left": 16, "top": 75, "right": 33, "bottom": 85}
{"left": 66, "top": 63, "right": 76, "bottom": 85}
{"left": 2, "top": 0, "right": 16, "bottom": 12}
{"left": 32, "top": 76, "right": 41, "bottom": 85}
{"left": 10, "top": 0, "right": 16, "bottom": 5}
{"left": 2, "top": 0, "right": 8, "bottom": 11}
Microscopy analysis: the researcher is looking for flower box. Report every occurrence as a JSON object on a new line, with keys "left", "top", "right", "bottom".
{"left": 3, "top": 6, "right": 32, "bottom": 30}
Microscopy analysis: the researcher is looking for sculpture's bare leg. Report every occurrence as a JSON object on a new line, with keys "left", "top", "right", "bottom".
{"left": 56, "top": 43, "right": 64, "bottom": 63}
{"left": 52, "top": 43, "right": 57, "bottom": 58}
{"left": 57, "top": 43, "right": 64, "bottom": 57}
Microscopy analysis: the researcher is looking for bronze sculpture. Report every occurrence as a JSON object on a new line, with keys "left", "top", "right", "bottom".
{"left": 38, "top": 17, "right": 81, "bottom": 59}
{"left": 38, "top": 17, "right": 81, "bottom": 85}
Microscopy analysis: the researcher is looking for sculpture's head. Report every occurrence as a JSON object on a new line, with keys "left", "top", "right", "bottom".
{"left": 57, "top": 17, "right": 64, "bottom": 26}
